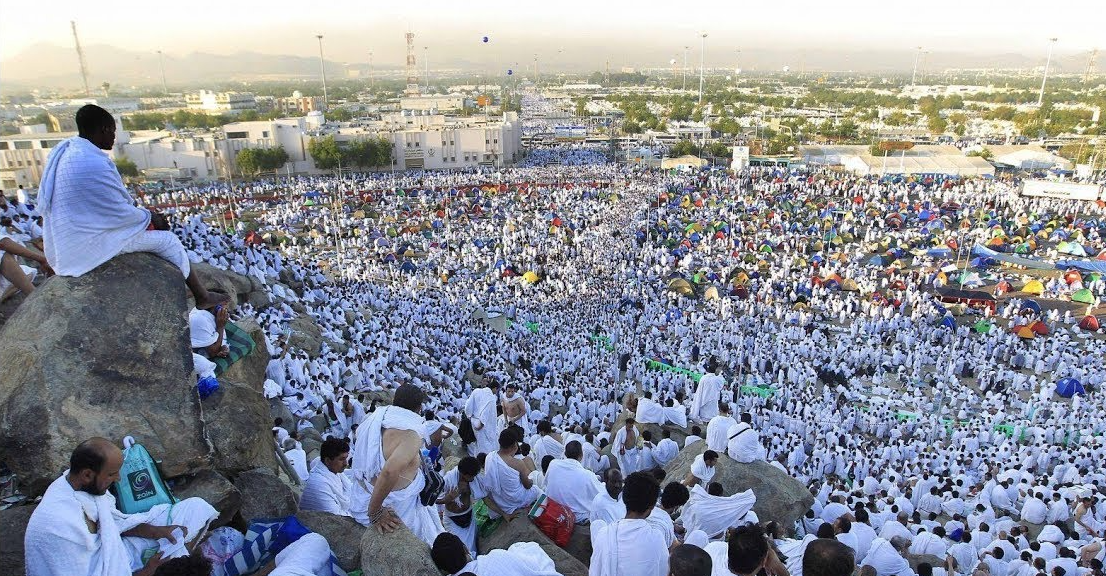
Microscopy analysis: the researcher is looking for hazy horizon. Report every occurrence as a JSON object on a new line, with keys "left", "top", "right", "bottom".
{"left": 2, "top": 0, "right": 1100, "bottom": 69}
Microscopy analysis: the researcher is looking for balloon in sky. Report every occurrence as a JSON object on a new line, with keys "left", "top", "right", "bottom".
{"left": 482, "top": 36, "right": 489, "bottom": 43}
{"left": 507, "top": 69, "right": 513, "bottom": 75}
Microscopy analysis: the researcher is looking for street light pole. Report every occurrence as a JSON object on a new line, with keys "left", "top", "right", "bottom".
{"left": 683, "top": 46, "right": 689, "bottom": 91}
{"left": 699, "top": 33, "right": 708, "bottom": 105}
{"left": 1038, "top": 37, "right": 1058, "bottom": 107}
{"left": 424, "top": 46, "right": 429, "bottom": 93}
{"left": 157, "top": 50, "right": 168, "bottom": 95}
{"left": 910, "top": 46, "right": 922, "bottom": 86}
{"left": 316, "top": 34, "right": 329, "bottom": 110}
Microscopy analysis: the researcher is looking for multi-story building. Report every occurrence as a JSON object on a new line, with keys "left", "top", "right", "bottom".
{"left": 186, "top": 90, "right": 258, "bottom": 115}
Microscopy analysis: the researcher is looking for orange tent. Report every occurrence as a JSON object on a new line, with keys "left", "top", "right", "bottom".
{"left": 1016, "top": 326, "right": 1036, "bottom": 339}
{"left": 1079, "top": 316, "right": 1100, "bottom": 331}
{"left": 1030, "top": 321, "right": 1050, "bottom": 336}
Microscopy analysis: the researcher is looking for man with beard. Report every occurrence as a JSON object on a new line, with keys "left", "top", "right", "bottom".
{"left": 25, "top": 437, "right": 218, "bottom": 576}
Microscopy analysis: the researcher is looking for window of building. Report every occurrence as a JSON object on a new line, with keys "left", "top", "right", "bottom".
{"left": 415, "top": 142, "right": 420, "bottom": 147}
{"left": 0, "top": 142, "right": 8, "bottom": 150}
{"left": 493, "top": 138, "right": 498, "bottom": 144}
{"left": 41, "top": 140, "right": 60, "bottom": 148}
{"left": 262, "top": 131, "right": 270, "bottom": 138}
{"left": 226, "top": 131, "right": 248, "bottom": 139}
{"left": 14, "top": 141, "right": 32, "bottom": 150}
{"left": 450, "top": 156, "right": 455, "bottom": 162}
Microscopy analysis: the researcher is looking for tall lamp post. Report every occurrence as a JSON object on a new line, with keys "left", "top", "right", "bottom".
{"left": 698, "top": 32, "right": 708, "bottom": 105}
{"left": 683, "top": 45, "right": 689, "bottom": 91}
{"left": 316, "top": 34, "right": 329, "bottom": 110}
{"left": 157, "top": 50, "right": 168, "bottom": 95}
{"left": 1038, "top": 37, "right": 1058, "bottom": 107}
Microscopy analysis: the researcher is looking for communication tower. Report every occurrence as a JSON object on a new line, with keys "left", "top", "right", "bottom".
{"left": 71, "top": 21, "right": 91, "bottom": 96}
{"left": 405, "top": 31, "right": 419, "bottom": 97}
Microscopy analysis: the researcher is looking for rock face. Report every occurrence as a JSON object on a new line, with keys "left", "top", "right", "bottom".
{"left": 287, "top": 314, "right": 323, "bottom": 357}
{"left": 233, "top": 468, "right": 299, "bottom": 522}
{"left": 191, "top": 262, "right": 254, "bottom": 309}
{"left": 0, "top": 254, "right": 210, "bottom": 495}
{"left": 359, "top": 524, "right": 439, "bottom": 576}
{"left": 203, "top": 381, "right": 277, "bottom": 475}
{"left": 172, "top": 470, "right": 241, "bottom": 527}
{"left": 297, "top": 510, "right": 366, "bottom": 571}
{"left": 663, "top": 442, "right": 813, "bottom": 530}
{"left": 218, "top": 318, "right": 269, "bottom": 393}
{"left": 479, "top": 518, "right": 589, "bottom": 576}
{"left": 0, "top": 505, "right": 35, "bottom": 576}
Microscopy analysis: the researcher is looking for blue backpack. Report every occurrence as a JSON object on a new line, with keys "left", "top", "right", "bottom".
{"left": 112, "top": 436, "right": 176, "bottom": 514}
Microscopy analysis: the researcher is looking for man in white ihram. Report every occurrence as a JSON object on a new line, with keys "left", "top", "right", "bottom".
{"left": 689, "top": 358, "right": 725, "bottom": 423}
{"left": 299, "top": 437, "right": 353, "bottom": 516}
{"left": 464, "top": 379, "right": 501, "bottom": 456}
{"left": 545, "top": 440, "right": 605, "bottom": 522}
{"left": 36, "top": 104, "right": 225, "bottom": 310}
{"left": 706, "top": 402, "right": 738, "bottom": 452}
{"left": 727, "top": 412, "right": 767, "bottom": 463}
{"left": 350, "top": 384, "right": 444, "bottom": 545}
{"left": 24, "top": 437, "right": 218, "bottom": 576}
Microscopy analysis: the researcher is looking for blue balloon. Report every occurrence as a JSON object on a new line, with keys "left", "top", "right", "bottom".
{"left": 482, "top": 36, "right": 489, "bottom": 43}
{"left": 507, "top": 69, "right": 513, "bottom": 75}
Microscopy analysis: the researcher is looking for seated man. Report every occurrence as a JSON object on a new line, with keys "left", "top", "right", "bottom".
{"left": 591, "top": 471, "right": 670, "bottom": 576}
{"left": 590, "top": 468, "right": 627, "bottom": 524}
{"left": 431, "top": 532, "right": 561, "bottom": 576}
{"left": 680, "top": 482, "right": 757, "bottom": 539}
{"left": 545, "top": 440, "right": 604, "bottom": 522}
{"left": 0, "top": 231, "right": 49, "bottom": 301}
{"left": 705, "top": 403, "right": 738, "bottom": 453}
{"left": 37, "top": 104, "right": 224, "bottom": 309}
{"left": 154, "top": 532, "right": 337, "bottom": 576}
{"left": 25, "top": 437, "right": 218, "bottom": 576}
{"left": 482, "top": 429, "right": 540, "bottom": 520}
{"left": 350, "top": 384, "right": 444, "bottom": 545}
{"left": 300, "top": 438, "right": 352, "bottom": 516}
{"left": 682, "top": 450, "right": 719, "bottom": 487}
{"left": 726, "top": 413, "right": 767, "bottom": 463}
{"left": 189, "top": 305, "right": 230, "bottom": 359}
{"left": 704, "top": 523, "right": 791, "bottom": 576}
{"left": 653, "top": 430, "right": 680, "bottom": 467}
{"left": 648, "top": 482, "right": 690, "bottom": 548}
{"left": 439, "top": 456, "right": 485, "bottom": 555}
{"left": 670, "top": 544, "right": 713, "bottom": 576}
{"left": 532, "top": 419, "right": 565, "bottom": 464}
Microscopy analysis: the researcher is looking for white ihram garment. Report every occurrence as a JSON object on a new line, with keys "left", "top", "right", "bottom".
{"left": 680, "top": 485, "right": 757, "bottom": 538}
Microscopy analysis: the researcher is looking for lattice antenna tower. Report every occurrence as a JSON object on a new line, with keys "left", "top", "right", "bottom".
{"left": 1084, "top": 49, "right": 1099, "bottom": 84}
{"left": 405, "top": 30, "right": 419, "bottom": 97}
{"left": 71, "top": 21, "right": 91, "bottom": 96}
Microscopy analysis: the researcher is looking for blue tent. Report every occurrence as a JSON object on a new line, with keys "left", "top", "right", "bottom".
{"left": 1021, "top": 300, "right": 1042, "bottom": 315}
{"left": 927, "top": 247, "right": 952, "bottom": 258}
{"left": 400, "top": 261, "right": 416, "bottom": 273}
{"left": 868, "top": 255, "right": 887, "bottom": 266}
{"left": 939, "top": 316, "right": 957, "bottom": 329}
{"left": 1056, "top": 378, "right": 1086, "bottom": 398}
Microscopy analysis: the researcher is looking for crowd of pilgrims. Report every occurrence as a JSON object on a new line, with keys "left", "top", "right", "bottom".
{"left": 121, "top": 157, "right": 1106, "bottom": 576}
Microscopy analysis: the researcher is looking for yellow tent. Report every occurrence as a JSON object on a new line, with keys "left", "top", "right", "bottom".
{"left": 1022, "top": 279, "right": 1045, "bottom": 295}
{"left": 703, "top": 286, "right": 720, "bottom": 300}
{"left": 522, "top": 271, "right": 540, "bottom": 283}
{"left": 668, "top": 278, "right": 694, "bottom": 296}
{"left": 1016, "top": 326, "right": 1036, "bottom": 339}
{"left": 842, "top": 279, "right": 860, "bottom": 292}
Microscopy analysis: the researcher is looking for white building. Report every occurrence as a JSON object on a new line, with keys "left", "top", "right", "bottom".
{"left": 399, "top": 95, "right": 464, "bottom": 112}
{"left": 802, "top": 144, "right": 995, "bottom": 177}
{"left": 988, "top": 145, "right": 1074, "bottom": 171}
{"left": 186, "top": 90, "right": 258, "bottom": 115}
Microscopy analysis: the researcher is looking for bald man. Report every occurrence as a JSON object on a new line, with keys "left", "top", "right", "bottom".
{"left": 24, "top": 437, "right": 218, "bottom": 576}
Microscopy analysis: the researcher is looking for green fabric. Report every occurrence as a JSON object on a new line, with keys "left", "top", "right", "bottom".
{"left": 740, "top": 385, "right": 776, "bottom": 398}
{"left": 212, "top": 321, "right": 256, "bottom": 376}
{"left": 474, "top": 499, "right": 502, "bottom": 539}
{"left": 589, "top": 334, "right": 615, "bottom": 351}
{"left": 644, "top": 359, "right": 703, "bottom": 382}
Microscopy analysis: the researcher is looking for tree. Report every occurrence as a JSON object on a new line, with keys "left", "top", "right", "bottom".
{"left": 622, "top": 120, "right": 643, "bottom": 134}
{"left": 114, "top": 156, "right": 139, "bottom": 179}
{"left": 308, "top": 135, "right": 342, "bottom": 170}
{"left": 927, "top": 115, "right": 948, "bottom": 134}
{"left": 670, "top": 140, "right": 699, "bottom": 156}
{"left": 706, "top": 142, "right": 731, "bottom": 158}
{"left": 574, "top": 98, "right": 588, "bottom": 117}
{"left": 236, "top": 148, "right": 261, "bottom": 175}
{"left": 327, "top": 108, "right": 353, "bottom": 122}
{"left": 884, "top": 111, "right": 910, "bottom": 126}
{"left": 967, "top": 148, "right": 993, "bottom": 160}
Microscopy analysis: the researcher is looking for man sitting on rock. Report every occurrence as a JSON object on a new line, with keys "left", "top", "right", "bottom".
{"left": 590, "top": 468, "right": 627, "bottom": 524}
{"left": 350, "top": 383, "right": 444, "bottom": 545}
{"left": 24, "top": 437, "right": 218, "bottom": 576}
{"left": 0, "top": 228, "right": 49, "bottom": 301}
{"left": 440, "top": 456, "right": 485, "bottom": 556}
{"left": 682, "top": 450, "right": 720, "bottom": 487}
{"left": 36, "top": 104, "right": 225, "bottom": 309}
{"left": 590, "top": 471, "right": 670, "bottom": 576}
{"left": 482, "top": 428, "right": 540, "bottom": 521}
{"left": 545, "top": 440, "right": 604, "bottom": 523}
{"left": 153, "top": 532, "right": 338, "bottom": 576}
{"left": 300, "top": 437, "right": 353, "bottom": 517}
{"left": 430, "top": 532, "right": 562, "bottom": 576}
{"left": 727, "top": 413, "right": 767, "bottom": 464}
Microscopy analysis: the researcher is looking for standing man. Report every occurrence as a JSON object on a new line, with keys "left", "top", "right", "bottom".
{"left": 502, "top": 382, "right": 531, "bottom": 434}
{"left": 614, "top": 417, "right": 640, "bottom": 474}
{"left": 464, "top": 378, "right": 501, "bottom": 456}
{"left": 689, "top": 358, "right": 725, "bottom": 423}
{"left": 24, "top": 438, "right": 218, "bottom": 576}
{"left": 350, "top": 384, "right": 444, "bottom": 545}
{"left": 36, "top": 105, "right": 225, "bottom": 309}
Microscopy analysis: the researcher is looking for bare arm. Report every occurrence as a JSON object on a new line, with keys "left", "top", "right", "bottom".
{"left": 682, "top": 472, "right": 697, "bottom": 487}
{"left": 0, "top": 238, "right": 48, "bottom": 265}
{"left": 503, "top": 454, "right": 534, "bottom": 489}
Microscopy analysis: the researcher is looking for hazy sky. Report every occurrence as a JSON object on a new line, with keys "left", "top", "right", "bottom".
{"left": 1, "top": 0, "right": 1099, "bottom": 64}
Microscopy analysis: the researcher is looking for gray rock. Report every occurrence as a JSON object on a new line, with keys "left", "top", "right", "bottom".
{"left": 287, "top": 314, "right": 323, "bottom": 357}
{"left": 191, "top": 262, "right": 253, "bottom": 308}
{"left": 359, "top": 524, "right": 439, "bottom": 576}
{"left": 564, "top": 523, "right": 593, "bottom": 567}
{"left": 270, "top": 398, "right": 295, "bottom": 431}
{"left": 203, "top": 381, "right": 277, "bottom": 475}
{"left": 479, "top": 517, "right": 589, "bottom": 576}
{"left": 172, "top": 470, "right": 241, "bottom": 527}
{"left": 297, "top": 510, "right": 366, "bottom": 571}
{"left": 0, "top": 254, "right": 210, "bottom": 495}
{"left": 663, "top": 442, "right": 813, "bottom": 530}
{"left": 233, "top": 468, "right": 298, "bottom": 522}
{"left": 0, "top": 504, "right": 35, "bottom": 576}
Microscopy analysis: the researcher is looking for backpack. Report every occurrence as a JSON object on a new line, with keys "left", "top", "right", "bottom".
{"left": 458, "top": 415, "right": 477, "bottom": 445}
{"left": 112, "top": 436, "right": 176, "bottom": 514}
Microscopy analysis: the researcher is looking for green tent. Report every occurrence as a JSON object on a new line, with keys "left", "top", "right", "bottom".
{"left": 1072, "top": 288, "right": 1096, "bottom": 304}
{"left": 973, "top": 319, "right": 993, "bottom": 334}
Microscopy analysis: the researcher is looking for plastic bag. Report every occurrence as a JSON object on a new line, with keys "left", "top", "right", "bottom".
{"left": 111, "top": 436, "right": 176, "bottom": 514}
{"left": 528, "top": 494, "right": 576, "bottom": 547}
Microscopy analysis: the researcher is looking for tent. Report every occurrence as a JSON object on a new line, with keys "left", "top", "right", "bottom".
{"left": 1015, "top": 326, "right": 1036, "bottom": 339}
{"left": 703, "top": 286, "right": 720, "bottom": 300}
{"left": 842, "top": 279, "right": 860, "bottom": 292}
{"left": 1021, "top": 300, "right": 1042, "bottom": 315}
{"left": 1030, "top": 320, "right": 1050, "bottom": 336}
{"left": 973, "top": 319, "right": 993, "bottom": 334}
{"left": 1056, "top": 377, "right": 1086, "bottom": 398}
{"left": 1022, "top": 280, "right": 1045, "bottom": 295}
{"left": 522, "top": 271, "right": 540, "bottom": 283}
{"left": 938, "top": 316, "right": 957, "bottom": 330}
{"left": 1072, "top": 288, "right": 1096, "bottom": 304}
{"left": 668, "top": 278, "right": 694, "bottom": 296}
{"left": 1079, "top": 315, "right": 1101, "bottom": 331}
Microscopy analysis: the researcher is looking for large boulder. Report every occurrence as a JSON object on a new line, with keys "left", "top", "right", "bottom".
{"left": 287, "top": 314, "right": 323, "bottom": 357}
{"left": 0, "top": 504, "right": 35, "bottom": 575}
{"left": 297, "top": 510, "right": 366, "bottom": 571}
{"left": 232, "top": 468, "right": 298, "bottom": 522}
{"left": 0, "top": 254, "right": 210, "bottom": 495}
{"left": 202, "top": 381, "right": 277, "bottom": 474}
{"left": 663, "top": 442, "right": 813, "bottom": 530}
{"left": 191, "top": 262, "right": 253, "bottom": 309}
{"left": 359, "top": 524, "right": 439, "bottom": 576}
{"left": 172, "top": 470, "right": 241, "bottom": 527}
{"left": 479, "top": 518, "right": 589, "bottom": 576}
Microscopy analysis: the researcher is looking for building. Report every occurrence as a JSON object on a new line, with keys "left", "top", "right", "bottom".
{"left": 802, "top": 145, "right": 995, "bottom": 177}
{"left": 278, "top": 91, "right": 324, "bottom": 116}
{"left": 987, "top": 145, "right": 1074, "bottom": 171}
{"left": 399, "top": 95, "right": 464, "bottom": 112}
{"left": 186, "top": 90, "right": 258, "bottom": 115}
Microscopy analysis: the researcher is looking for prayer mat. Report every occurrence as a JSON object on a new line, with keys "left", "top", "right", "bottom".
{"left": 213, "top": 321, "right": 256, "bottom": 376}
